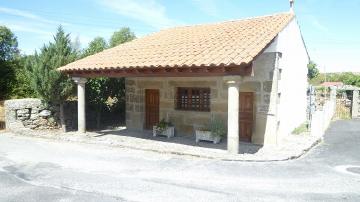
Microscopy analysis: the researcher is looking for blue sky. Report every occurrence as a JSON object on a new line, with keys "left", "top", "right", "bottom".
{"left": 1, "top": 0, "right": 359, "bottom": 72}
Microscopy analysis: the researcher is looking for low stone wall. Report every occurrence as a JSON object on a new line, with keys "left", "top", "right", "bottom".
{"left": 4, "top": 98, "right": 122, "bottom": 132}
{"left": 4, "top": 98, "right": 59, "bottom": 131}
{"left": 310, "top": 89, "right": 336, "bottom": 137}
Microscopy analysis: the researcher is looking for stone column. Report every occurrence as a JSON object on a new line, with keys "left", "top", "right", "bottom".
{"left": 352, "top": 90, "right": 359, "bottom": 118}
{"left": 73, "top": 77, "right": 87, "bottom": 133}
{"left": 226, "top": 80, "right": 240, "bottom": 154}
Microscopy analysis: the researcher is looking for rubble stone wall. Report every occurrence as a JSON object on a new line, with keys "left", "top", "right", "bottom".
{"left": 5, "top": 98, "right": 59, "bottom": 130}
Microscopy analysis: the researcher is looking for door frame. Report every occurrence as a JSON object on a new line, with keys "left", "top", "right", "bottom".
{"left": 145, "top": 89, "right": 160, "bottom": 130}
{"left": 239, "top": 92, "right": 255, "bottom": 142}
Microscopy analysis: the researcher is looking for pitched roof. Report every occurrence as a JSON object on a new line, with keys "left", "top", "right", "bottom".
{"left": 58, "top": 12, "right": 295, "bottom": 73}
{"left": 320, "top": 82, "right": 344, "bottom": 87}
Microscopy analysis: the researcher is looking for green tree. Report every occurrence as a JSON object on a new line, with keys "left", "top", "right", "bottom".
{"left": 0, "top": 26, "right": 19, "bottom": 100}
{"left": 109, "top": 27, "right": 135, "bottom": 47}
{"left": 10, "top": 55, "right": 36, "bottom": 98}
{"left": 0, "top": 60, "right": 15, "bottom": 100}
{"left": 26, "top": 26, "right": 76, "bottom": 131}
{"left": 0, "top": 26, "right": 18, "bottom": 61}
{"left": 337, "top": 72, "right": 360, "bottom": 87}
{"left": 83, "top": 30, "right": 134, "bottom": 129}
{"left": 83, "top": 37, "right": 107, "bottom": 128}
{"left": 308, "top": 61, "right": 319, "bottom": 80}
{"left": 83, "top": 37, "right": 107, "bottom": 57}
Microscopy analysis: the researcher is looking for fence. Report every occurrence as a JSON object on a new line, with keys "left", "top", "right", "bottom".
{"left": 0, "top": 101, "right": 4, "bottom": 130}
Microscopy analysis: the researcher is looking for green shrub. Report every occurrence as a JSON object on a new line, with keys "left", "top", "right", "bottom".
{"left": 155, "top": 118, "right": 173, "bottom": 133}
{"left": 209, "top": 118, "right": 226, "bottom": 138}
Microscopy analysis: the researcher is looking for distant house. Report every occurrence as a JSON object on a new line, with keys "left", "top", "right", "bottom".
{"left": 321, "top": 82, "right": 344, "bottom": 88}
{"left": 58, "top": 4, "right": 309, "bottom": 153}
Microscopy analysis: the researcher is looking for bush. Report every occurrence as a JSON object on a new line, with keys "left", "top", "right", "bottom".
{"left": 209, "top": 118, "right": 226, "bottom": 138}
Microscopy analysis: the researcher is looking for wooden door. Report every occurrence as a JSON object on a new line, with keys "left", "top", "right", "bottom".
{"left": 239, "top": 92, "right": 254, "bottom": 142}
{"left": 145, "top": 89, "right": 160, "bottom": 129}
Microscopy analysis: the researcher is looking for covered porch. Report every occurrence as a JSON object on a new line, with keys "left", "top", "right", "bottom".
{"left": 67, "top": 49, "right": 284, "bottom": 155}
{"left": 71, "top": 66, "right": 255, "bottom": 154}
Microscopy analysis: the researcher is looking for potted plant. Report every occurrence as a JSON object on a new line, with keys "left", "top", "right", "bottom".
{"left": 153, "top": 118, "right": 175, "bottom": 138}
{"left": 195, "top": 118, "right": 226, "bottom": 144}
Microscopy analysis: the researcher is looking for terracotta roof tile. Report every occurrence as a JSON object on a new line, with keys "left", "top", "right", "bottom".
{"left": 58, "top": 12, "right": 294, "bottom": 72}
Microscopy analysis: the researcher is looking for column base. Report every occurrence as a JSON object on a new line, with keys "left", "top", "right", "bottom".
{"left": 227, "top": 137, "right": 239, "bottom": 154}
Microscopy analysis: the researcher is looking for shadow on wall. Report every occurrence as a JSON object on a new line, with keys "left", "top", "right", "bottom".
{"left": 0, "top": 101, "right": 5, "bottom": 129}
{"left": 64, "top": 101, "right": 125, "bottom": 132}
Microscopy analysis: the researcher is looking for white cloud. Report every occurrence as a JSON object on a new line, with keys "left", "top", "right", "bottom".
{"left": 97, "top": 0, "right": 180, "bottom": 29}
{"left": 191, "top": 0, "right": 219, "bottom": 16}
{"left": 304, "top": 14, "right": 328, "bottom": 32}
{"left": 0, "top": 6, "right": 113, "bottom": 54}
{"left": 0, "top": 6, "right": 70, "bottom": 26}
{"left": 0, "top": 20, "right": 52, "bottom": 36}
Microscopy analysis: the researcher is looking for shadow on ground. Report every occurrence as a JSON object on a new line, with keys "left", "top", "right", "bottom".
{"left": 93, "top": 128, "right": 262, "bottom": 154}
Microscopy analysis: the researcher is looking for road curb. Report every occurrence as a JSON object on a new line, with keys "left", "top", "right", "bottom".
{"left": 2, "top": 129, "right": 323, "bottom": 162}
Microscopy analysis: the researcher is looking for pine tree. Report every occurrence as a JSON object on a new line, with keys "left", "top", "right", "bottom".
{"left": 26, "top": 26, "right": 76, "bottom": 131}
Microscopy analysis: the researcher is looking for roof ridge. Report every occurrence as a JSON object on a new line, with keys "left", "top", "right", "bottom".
{"left": 58, "top": 11, "right": 297, "bottom": 72}
{"left": 160, "top": 11, "right": 294, "bottom": 31}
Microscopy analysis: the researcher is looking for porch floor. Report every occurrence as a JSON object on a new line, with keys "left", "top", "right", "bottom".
{"left": 93, "top": 128, "right": 262, "bottom": 155}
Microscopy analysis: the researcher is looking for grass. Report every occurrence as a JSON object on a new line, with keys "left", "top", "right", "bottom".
{"left": 292, "top": 122, "right": 309, "bottom": 135}
{"left": 335, "top": 104, "right": 351, "bottom": 120}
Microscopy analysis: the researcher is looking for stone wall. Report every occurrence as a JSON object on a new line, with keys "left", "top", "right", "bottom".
{"left": 4, "top": 98, "right": 125, "bottom": 132}
{"left": 63, "top": 101, "right": 78, "bottom": 131}
{"left": 310, "top": 88, "right": 336, "bottom": 137}
{"left": 242, "top": 52, "right": 277, "bottom": 144}
{"left": 126, "top": 53, "right": 276, "bottom": 144}
{"left": 126, "top": 77, "right": 227, "bottom": 135}
{"left": 4, "top": 98, "right": 59, "bottom": 131}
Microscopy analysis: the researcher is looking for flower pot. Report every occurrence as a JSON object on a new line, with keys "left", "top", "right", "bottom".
{"left": 195, "top": 130, "right": 221, "bottom": 144}
{"left": 153, "top": 126, "right": 175, "bottom": 138}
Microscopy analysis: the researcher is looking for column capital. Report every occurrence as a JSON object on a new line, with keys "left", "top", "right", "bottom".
{"left": 223, "top": 76, "right": 242, "bottom": 85}
{"left": 72, "top": 77, "right": 87, "bottom": 85}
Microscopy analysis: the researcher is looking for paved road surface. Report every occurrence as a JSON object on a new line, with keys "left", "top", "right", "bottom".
{"left": 0, "top": 120, "right": 359, "bottom": 201}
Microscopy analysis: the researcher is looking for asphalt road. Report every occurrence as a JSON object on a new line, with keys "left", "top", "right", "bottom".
{"left": 0, "top": 119, "right": 359, "bottom": 202}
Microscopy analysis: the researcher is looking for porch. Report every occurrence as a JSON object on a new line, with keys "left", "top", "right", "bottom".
{"left": 70, "top": 53, "right": 281, "bottom": 154}
{"left": 73, "top": 76, "right": 265, "bottom": 155}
